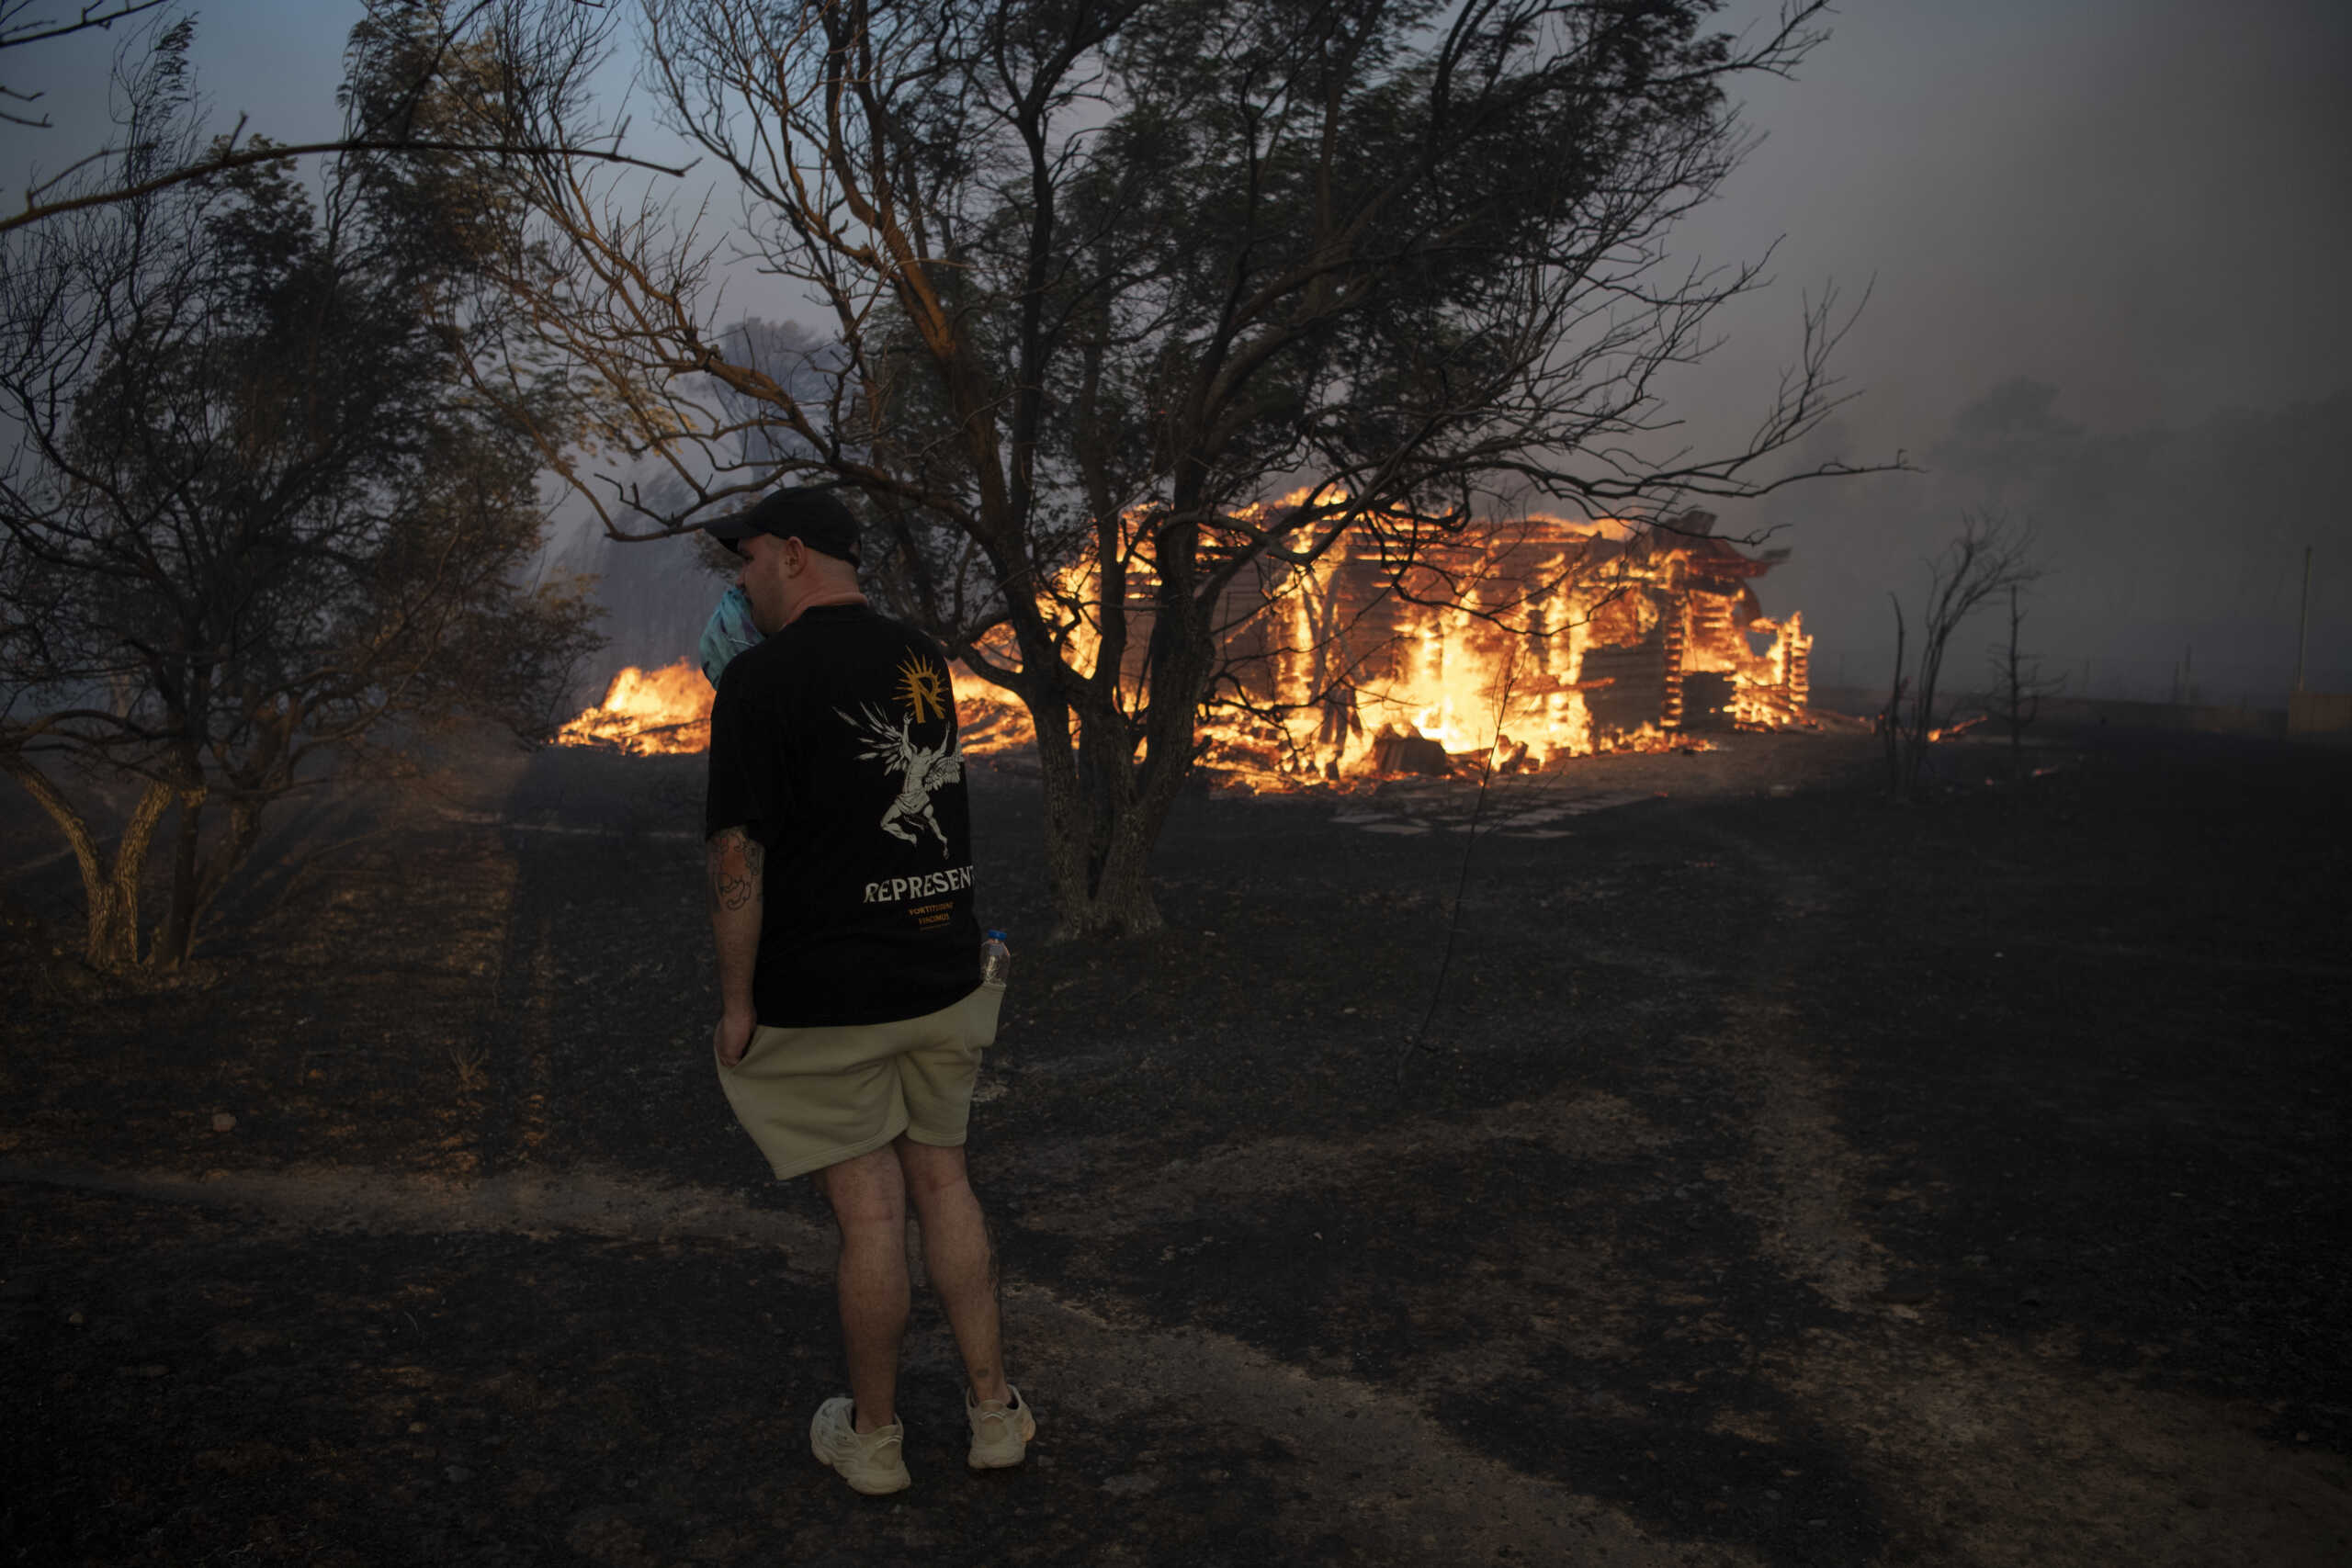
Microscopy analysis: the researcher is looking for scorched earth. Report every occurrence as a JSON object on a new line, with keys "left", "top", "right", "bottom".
{"left": 1, "top": 723, "right": 2346, "bottom": 1567}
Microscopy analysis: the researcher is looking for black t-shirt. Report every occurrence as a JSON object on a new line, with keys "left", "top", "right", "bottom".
{"left": 704, "top": 603, "right": 981, "bottom": 1026}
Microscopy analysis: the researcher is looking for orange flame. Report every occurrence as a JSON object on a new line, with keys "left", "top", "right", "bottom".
{"left": 555, "top": 660, "right": 713, "bottom": 755}
{"left": 552, "top": 509, "right": 1813, "bottom": 784}
{"left": 951, "top": 508, "right": 1810, "bottom": 785}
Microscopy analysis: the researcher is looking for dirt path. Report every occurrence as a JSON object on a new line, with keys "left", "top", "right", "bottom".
{"left": 3, "top": 1158, "right": 1735, "bottom": 1565}
{"left": 12, "top": 1095, "right": 2343, "bottom": 1568}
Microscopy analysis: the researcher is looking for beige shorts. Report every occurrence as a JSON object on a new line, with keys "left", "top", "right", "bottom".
{"left": 716, "top": 984, "right": 1002, "bottom": 1180}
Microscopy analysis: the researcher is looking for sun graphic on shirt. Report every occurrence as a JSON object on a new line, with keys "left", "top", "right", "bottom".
{"left": 895, "top": 653, "right": 948, "bottom": 723}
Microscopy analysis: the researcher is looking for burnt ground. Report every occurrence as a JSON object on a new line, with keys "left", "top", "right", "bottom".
{"left": 2, "top": 724, "right": 2347, "bottom": 1567}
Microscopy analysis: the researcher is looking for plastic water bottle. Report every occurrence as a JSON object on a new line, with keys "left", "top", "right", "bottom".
{"left": 980, "top": 930, "right": 1012, "bottom": 987}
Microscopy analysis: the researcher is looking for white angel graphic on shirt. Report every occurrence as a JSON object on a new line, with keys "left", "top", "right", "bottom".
{"left": 839, "top": 700, "right": 962, "bottom": 852}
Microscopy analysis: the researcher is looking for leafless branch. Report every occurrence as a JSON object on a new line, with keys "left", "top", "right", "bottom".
{"left": 1884, "top": 513, "right": 2041, "bottom": 797}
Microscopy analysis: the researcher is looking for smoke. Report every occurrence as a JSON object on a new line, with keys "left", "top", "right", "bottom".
{"left": 1746, "top": 381, "right": 2352, "bottom": 706}
{"left": 546, "top": 317, "right": 840, "bottom": 697}
{"left": 553, "top": 526, "right": 732, "bottom": 702}
{"left": 1645, "top": 1, "right": 2352, "bottom": 709}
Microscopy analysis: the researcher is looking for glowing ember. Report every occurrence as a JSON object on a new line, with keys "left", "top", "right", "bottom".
{"left": 556, "top": 660, "right": 714, "bottom": 754}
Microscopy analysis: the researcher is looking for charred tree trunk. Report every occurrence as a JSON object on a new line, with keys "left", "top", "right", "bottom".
{"left": 1994, "top": 583, "right": 2048, "bottom": 780}
{"left": 1907, "top": 618, "right": 1947, "bottom": 800}
{"left": 153, "top": 791, "right": 264, "bottom": 969}
{"left": 154, "top": 784, "right": 209, "bottom": 969}
{"left": 1012, "top": 518, "right": 1222, "bottom": 939}
{"left": 998, "top": 608, "right": 1163, "bottom": 939}
{"left": 1, "top": 758, "right": 173, "bottom": 970}
{"left": 1029, "top": 719, "right": 1170, "bottom": 938}
{"left": 1026, "top": 667, "right": 1202, "bottom": 940}
{"left": 1036, "top": 769, "right": 1170, "bottom": 937}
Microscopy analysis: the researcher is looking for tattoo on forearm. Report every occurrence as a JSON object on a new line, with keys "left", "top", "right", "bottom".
{"left": 707, "top": 828, "right": 764, "bottom": 912}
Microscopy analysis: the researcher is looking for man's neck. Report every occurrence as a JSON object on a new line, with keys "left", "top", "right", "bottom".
{"left": 782, "top": 590, "right": 867, "bottom": 626}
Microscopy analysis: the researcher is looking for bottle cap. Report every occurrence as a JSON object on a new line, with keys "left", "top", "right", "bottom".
{"left": 986, "top": 929, "right": 1007, "bottom": 940}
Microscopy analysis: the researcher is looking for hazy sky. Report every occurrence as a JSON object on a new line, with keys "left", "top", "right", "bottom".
{"left": 1668, "top": 0, "right": 2352, "bottom": 457}
{"left": 8, "top": 1, "right": 2348, "bottom": 694}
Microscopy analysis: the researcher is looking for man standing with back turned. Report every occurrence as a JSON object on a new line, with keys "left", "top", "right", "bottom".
{"left": 701, "top": 487, "right": 1033, "bottom": 1495}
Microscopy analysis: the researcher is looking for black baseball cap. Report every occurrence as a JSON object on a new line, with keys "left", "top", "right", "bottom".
{"left": 703, "top": 486, "right": 863, "bottom": 565}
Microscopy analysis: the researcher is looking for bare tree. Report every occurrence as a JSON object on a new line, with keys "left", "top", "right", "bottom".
{"left": 477, "top": 0, "right": 1879, "bottom": 935}
{"left": 1984, "top": 581, "right": 2063, "bottom": 779}
{"left": 1883, "top": 514, "right": 2040, "bottom": 799}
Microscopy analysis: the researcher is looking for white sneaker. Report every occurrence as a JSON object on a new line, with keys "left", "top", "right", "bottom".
{"left": 966, "top": 1386, "right": 1035, "bottom": 1470}
{"left": 809, "top": 1396, "right": 910, "bottom": 1495}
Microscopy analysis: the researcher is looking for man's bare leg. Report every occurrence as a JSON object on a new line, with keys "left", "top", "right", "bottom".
{"left": 895, "top": 1136, "right": 1010, "bottom": 1404}
{"left": 818, "top": 1145, "right": 910, "bottom": 1431}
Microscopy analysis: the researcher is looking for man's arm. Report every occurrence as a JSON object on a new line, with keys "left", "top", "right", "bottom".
{"left": 707, "top": 825, "right": 764, "bottom": 1066}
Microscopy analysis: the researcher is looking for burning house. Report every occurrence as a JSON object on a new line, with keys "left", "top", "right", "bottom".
{"left": 1197, "top": 508, "right": 1812, "bottom": 779}
{"left": 556, "top": 508, "right": 1813, "bottom": 779}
